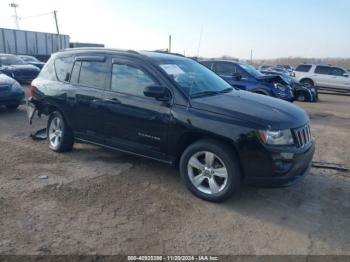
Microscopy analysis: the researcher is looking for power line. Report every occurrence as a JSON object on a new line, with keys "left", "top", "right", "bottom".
{"left": 15, "top": 10, "right": 60, "bottom": 35}
{"left": 19, "top": 11, "right": 54, "bottom": 20}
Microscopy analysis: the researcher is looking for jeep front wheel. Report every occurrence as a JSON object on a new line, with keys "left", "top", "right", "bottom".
{"left": 179, "top": 140, "right": 241, "bottom": 202}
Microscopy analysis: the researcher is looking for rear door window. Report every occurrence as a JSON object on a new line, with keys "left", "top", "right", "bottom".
{"left": 295, "top": 65, "right": 312, "bottom": 72}
{"left": 78, "top": 61, "right": 108, "bottom": 89}
{"left": 315, "top": 66, "right": 332, "bottom": 75}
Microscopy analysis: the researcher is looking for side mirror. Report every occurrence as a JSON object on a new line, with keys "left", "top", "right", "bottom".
{"left": 144, "top": 85, "right": 171, "bottom": 101}
{"left": 232, "top": 72, "right": 242, "bottom": 81}
{"left": 343, "top": 74, "right": 349, "bottom": 78}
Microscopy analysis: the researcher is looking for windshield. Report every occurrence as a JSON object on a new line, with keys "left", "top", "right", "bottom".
{"left": 21, "top": 56, "right": 38, "bottom": 62}
{"left": 239, "top": 63, "right": 264, "bottom": 78}
{"left": 0, "top": 55, "right": 26, "bottom": 65}
{"left": 274, "top": 68, "right": 288, "bottom": 73}
{"left": 158, "top": 59, "right": 233, "bottom": 98}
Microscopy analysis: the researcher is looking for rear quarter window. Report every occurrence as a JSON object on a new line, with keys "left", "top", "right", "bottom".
{"left": 38, "top": 57, "right": 56, "bottom": 81}
{"left": 295, "top": 65, "right": 312, "bottom": 72}
{"left": 54, "top": 56, "right": 74, "bottom": 82}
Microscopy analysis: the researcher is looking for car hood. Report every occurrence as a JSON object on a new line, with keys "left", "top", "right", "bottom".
{"left": 29, "top": 61, "right": 45, "bottom": 66}
{"left": 190, "top": 90, "right": 309, "bottom": 130}
{"left": 1, "top": 64, "right": 40, "bottom": 72}
{"left": 257, "top": 74, "right": 285, "bottom": 84}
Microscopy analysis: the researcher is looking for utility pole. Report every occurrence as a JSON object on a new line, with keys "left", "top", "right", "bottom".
{"left": 197, "top": 25, "right": 203, "bottom": 57}
{"left": 168, "top": 35, "right": 172, "bottom": 53}
{"left": 53, "top": 10, "right": 60, "bottom": 34}
{"left": 250, "top": 49, "right": 253, "bottom": 65}
{"left": 9, "top": 2, "right": 20, "bottom": 29}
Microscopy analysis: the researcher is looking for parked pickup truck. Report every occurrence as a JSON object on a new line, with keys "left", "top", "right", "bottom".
{"left": 294, "top": 64, "right": 350, "bottom": 92}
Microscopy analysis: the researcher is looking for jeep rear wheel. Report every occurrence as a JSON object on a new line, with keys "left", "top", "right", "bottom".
{"left": 179, "top": 139, "right": 241, "bottom": 202}
{"left": 47, "top": 111, "right": 74, "bottom": 152}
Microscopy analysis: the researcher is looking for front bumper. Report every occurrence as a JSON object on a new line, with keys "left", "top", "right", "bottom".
{"left": 275, "top": 88, "right": 294, "bottom": 102}
{"left": 243, "top": 141, "right": 315, "bottom": 187}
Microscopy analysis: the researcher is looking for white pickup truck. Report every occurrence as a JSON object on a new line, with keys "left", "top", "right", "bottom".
{"left": 294, "top": 64, "right": 350, "bottom": 92}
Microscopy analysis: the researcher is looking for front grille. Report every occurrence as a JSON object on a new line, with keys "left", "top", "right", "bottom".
{"left": 293, "top": 124, "right": 312, "bottom": 148}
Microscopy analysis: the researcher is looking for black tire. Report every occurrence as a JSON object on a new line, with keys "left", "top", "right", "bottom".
{"left": 179, "top": 139, "right": 241, "bottom": 202}
{"left": 300, "top": 79, "right": 314, "bottom": 88}
{"left": 6, "top": 104, "right": 19, "bottom": 110}
{"left": 47, "top": 111, "right": 74, "bottom": 152}
{"left": 313, "top": 88, "right": 319, "bottom": 102}
{"left": 295, "top": 91, "right": 308, "bottom": 102}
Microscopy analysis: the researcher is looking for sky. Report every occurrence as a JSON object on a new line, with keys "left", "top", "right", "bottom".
{"left": 0, "top": 0, "right": 349, "bottom": 59}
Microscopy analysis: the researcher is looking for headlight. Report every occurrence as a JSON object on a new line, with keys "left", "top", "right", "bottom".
{"left": 258, "top": 129, "right": 294, "bottom": 145}
{"left": 274, "top": 83, "right": 286, "bottom": 92}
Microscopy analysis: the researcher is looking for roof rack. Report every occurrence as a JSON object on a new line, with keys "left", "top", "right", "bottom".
{"left": 61, "top": 47, "right": 140, "bottom": 55}
{"left": 150, "top": 50, "right": 185, "bottom": 57}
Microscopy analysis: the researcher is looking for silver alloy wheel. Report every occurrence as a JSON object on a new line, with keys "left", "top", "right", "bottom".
{"left": 48, "top": 116, "right": 63, "bottom": 148}
{"left": 187, "top": 151, "right": 228, "bottom": 195}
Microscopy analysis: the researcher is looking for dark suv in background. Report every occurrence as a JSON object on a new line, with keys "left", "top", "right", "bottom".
{"left": 200, "top": 60, "right": 294, "bottom": 101}
{"left": 28, "top": 48, "right": 315, "bottom": 202}
{"left": 0, "top": 54, "right": 40, "bottom": 84}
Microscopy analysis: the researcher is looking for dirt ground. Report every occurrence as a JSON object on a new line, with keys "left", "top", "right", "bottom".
{"left": 0, "top": 93, "right": 349, "bottom": 255}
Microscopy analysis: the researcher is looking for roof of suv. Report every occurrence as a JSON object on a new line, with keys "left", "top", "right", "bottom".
{"left": 58, "top": 47, "right": 187, "bottom": 61}
{"left": 200, "top": 59, "right": 244, "bottom": 66}
{"left": 297, "top": 64, "right": 333, "bottom": 67}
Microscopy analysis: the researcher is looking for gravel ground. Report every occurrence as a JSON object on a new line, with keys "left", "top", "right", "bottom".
{"left": 0, "top": 93, "right": 349, "bottom": 255}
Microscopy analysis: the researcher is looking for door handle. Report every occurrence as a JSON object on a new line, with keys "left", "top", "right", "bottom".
{"left": 104, "top": 98, "right": 121, "bottom": 104}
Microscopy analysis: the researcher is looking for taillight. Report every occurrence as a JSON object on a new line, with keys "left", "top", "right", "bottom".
{"left": 28, "top": 82, "right": 37, "bottom": 98}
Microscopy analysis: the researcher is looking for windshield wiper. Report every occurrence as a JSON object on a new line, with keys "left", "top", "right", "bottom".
{"left": 217, "top": 88, "right": 233, "bottom": 93}
{"left": 191, "top": 90, "right": 221, "bottom": 98}
{"left": 191, "top": 88, "right": 233, "bottom": 98}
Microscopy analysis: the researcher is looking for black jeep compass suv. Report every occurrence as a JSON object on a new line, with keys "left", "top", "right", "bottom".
{"left": 28, "top": 48, "right": 315, "bottom": 202}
